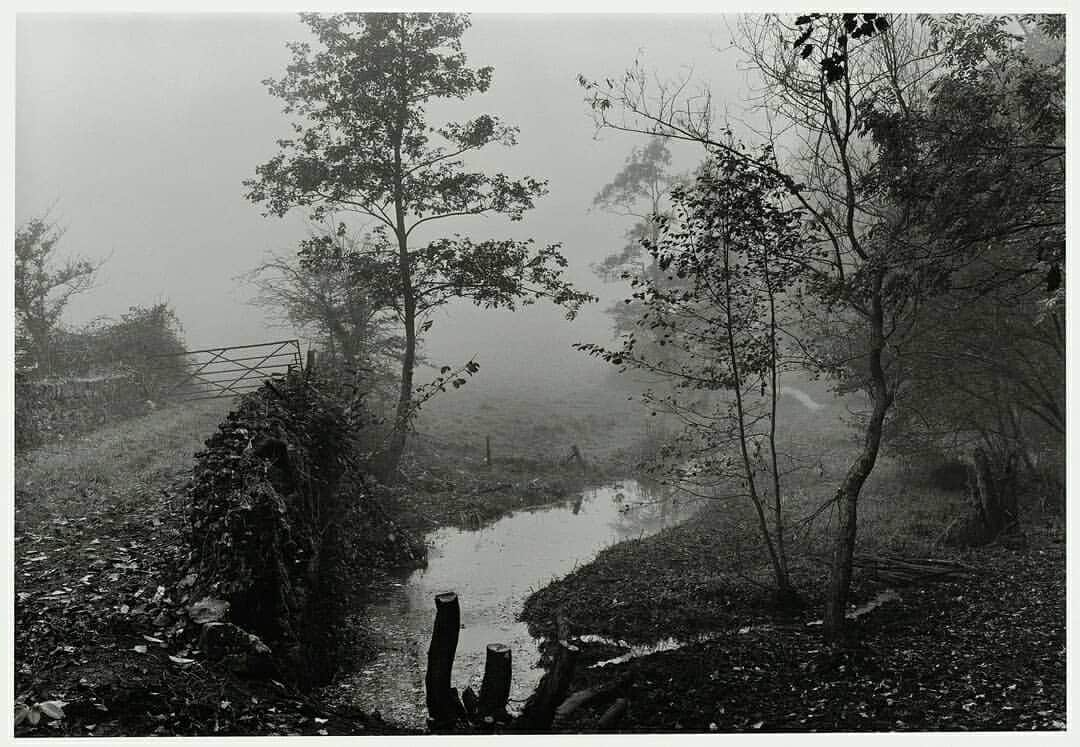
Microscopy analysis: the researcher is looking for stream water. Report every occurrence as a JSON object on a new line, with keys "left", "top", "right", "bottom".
{"left": 327, "top": 479, "right": 699, "bottom": 728}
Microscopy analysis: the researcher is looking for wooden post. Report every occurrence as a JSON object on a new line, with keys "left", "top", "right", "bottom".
{"left": 425, "top": 592, "right": 461, "bottom": 729}
{"left": 478, "top": 643, "right": 512, "bottom": 720}
{"left": 306, "top": 349, "right": 317, "bottom": 371}
{"left": 570, "top": 444, "right": 584, "bottom": 469}
{"left": 485, "top": 435, "right": 492, "bottom": 467}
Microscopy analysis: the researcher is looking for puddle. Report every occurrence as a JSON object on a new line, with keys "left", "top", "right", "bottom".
{"left": 326, "top": 479, "right": 698, "bottom": 728}
{"left": 806, "top": 589, "right": 902, "bottom": 626}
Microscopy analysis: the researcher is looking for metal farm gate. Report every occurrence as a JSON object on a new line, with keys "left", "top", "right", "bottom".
{"left": 145, "top": 339, "right": 303, "bottom": 402}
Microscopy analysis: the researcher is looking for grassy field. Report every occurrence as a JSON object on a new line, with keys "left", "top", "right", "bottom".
{"left": 411, "top": 374, "right": 658, "bottom": 467}
{"left": 386, "top": 374, "right": 665, "bottom": 529}
{"left": 14, "top": 399, "right": 233, "bottom": 533}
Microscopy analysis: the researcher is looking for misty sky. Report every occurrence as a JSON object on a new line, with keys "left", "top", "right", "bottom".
{"left": 15, "top": 13, "right": 755, "bottom": 389}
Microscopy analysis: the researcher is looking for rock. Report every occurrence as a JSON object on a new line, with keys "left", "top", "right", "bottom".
{"left": 198, "top": 622, "right": 274, "bottom": 677}
{"left": 187, "top": 597, "right": 229, "bottom": 624}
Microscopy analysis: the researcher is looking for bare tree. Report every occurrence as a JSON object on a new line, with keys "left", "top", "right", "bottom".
{"left": 240, "top": 219, "right": 402, "bottom": 396}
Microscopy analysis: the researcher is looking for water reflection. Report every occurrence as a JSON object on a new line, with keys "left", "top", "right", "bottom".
{"left": 332, "top": 479, "right": 699, "bottom": 728}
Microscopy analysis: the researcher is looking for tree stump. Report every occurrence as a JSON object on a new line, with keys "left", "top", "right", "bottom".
{"left": 478, "top": 643, "right": 512, "bottom": 720}
{"left": 943, "top": 448, "right": 1021, "bottom": 546}
{"left": 425, "top": 592, "right": 461, "bottom": 729}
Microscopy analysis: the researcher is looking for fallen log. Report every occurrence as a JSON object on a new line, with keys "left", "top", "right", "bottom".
{"left": 552, "top": 678, "right": 623, "bottom": 728}
{"left": 805, "top": 553, "right": 977, "bottom": 586}
{"left": 596, "top": 698, "right": 629, "bottom": 730}
{"left": 517, "top": 615, "right": 578, "bottom": 731}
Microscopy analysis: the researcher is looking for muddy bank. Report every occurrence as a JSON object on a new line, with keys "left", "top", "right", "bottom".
{"left": 321, "top": 479, "right": 700, "bottom": 728}
{"left": 514, "top": 500, "right": 1066, "bottom": 732}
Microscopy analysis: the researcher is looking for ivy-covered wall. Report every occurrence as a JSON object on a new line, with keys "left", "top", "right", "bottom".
{"left": 183, "top": 372, "right": 423, "bottom": 688}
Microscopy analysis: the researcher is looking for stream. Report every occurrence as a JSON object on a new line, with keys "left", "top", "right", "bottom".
{"left": 326, "top": 479, "right": 699, "bottom": 728}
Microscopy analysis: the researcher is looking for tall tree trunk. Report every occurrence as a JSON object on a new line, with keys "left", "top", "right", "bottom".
{"left": 823, "top": 274, "right": 892, "bottom": 640}
{"left": 379, "top": 44, "right": 416, "bottom": 486}
{"left": 383, "top": 256, "right": 415, "bottom": 484}
{"left": 720, "top": 239, "right": 791, "bottom": 597}
{"left": 764, "top": 254, "right": 796, "bottom": 606}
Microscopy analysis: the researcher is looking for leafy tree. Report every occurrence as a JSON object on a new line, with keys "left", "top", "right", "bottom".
{"left": 863, "top": 14, "right": 1065, "bottom": 494}
{"left": 592, "top": 138, "right": 689, "bottom": 376}
{"left": 14, "top": 216, "right": 102, "bottom": 376}
{"left": 863, "top": 14, "right": 1064, "bottom": 294}
{"left": 579, "top": 145, "right": 814, "bottom": 603}
{"left": 246, "top": 13, "right": 593, "bottom": 482}
{"left": 577, "top": 13, "right": 1009, "bottom": 637}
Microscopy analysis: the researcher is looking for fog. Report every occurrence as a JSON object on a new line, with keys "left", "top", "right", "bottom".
{"left": 15, "top": 12, "right": 752, "bottom": 393}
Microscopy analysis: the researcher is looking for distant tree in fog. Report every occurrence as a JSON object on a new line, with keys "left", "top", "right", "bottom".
{"left": 592, "top": 138, "right": 690, "bottom": 380}
{"left": 241, "top": 219, "right": 403, "bottom": 398}
{"left": 592, "top": 137, "right": 682, "bottom": 284}
{"left": 14, "top": 215, "right": 103, "bottom": 376}
{"left": 245, "top": 13, "right": 593, "bottom": 482}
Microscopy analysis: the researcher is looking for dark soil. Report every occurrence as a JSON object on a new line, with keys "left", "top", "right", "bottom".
{"left": 518, "top": 506, "right": 1066, "bottom": 733}
{"left": 13, "top": 479, "right": 410, "bottom": 736}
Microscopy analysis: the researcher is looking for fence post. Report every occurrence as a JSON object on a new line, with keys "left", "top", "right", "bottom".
{"left": 485, "top": 435, "right": 492, "bottom": 467}
{"left": 306, "top": 349, "right": 317, "bottom": 372}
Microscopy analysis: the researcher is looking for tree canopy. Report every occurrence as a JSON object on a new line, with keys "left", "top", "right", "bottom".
{"left": 246, "top": 13, "right": 592, "bottom": 480}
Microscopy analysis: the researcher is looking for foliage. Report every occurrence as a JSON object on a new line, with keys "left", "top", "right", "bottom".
{"left": 578, "top": 145, "right": 815, "bottom": 599}
{"left": 241, "top": 219, "right": 403, "bottom": 403}
{"left": 577, "top": 12, "right": 1061, "bottom": 636}
{"left": 592, "top": 137, "right": 682, "bottom": 282}
{"left": 862, "top": 15, "right": 1064, "bottom": 289}
{"left": 14, "top": 700, "right": 66, "bottom": 727}
{"left": 246, "top": 12, "right": 594, "bottom": 481}
{"left": 14, "top": 215, "right": 103, "bottom": 376}
{"left": 859, "top": 14, "right": 1065, "bottom": 483}
{"left": 14, "top": 303, "right": 187, "bottom": 450}
{"left": 13, "top": 397, "right": 409, "bottom": 735}
{"left": 591, "top": 138, "right": 689, "bottom": 394}
{"left": 184, "top": 371, "right": 422, "bottom": 687}
{"left": 792, "top": 13, "right": 890, "bottom": 83}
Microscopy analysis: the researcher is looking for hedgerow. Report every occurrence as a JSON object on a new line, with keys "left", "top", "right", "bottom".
{"left": 184, "top": 370, "right": 423, "bottom": 688}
